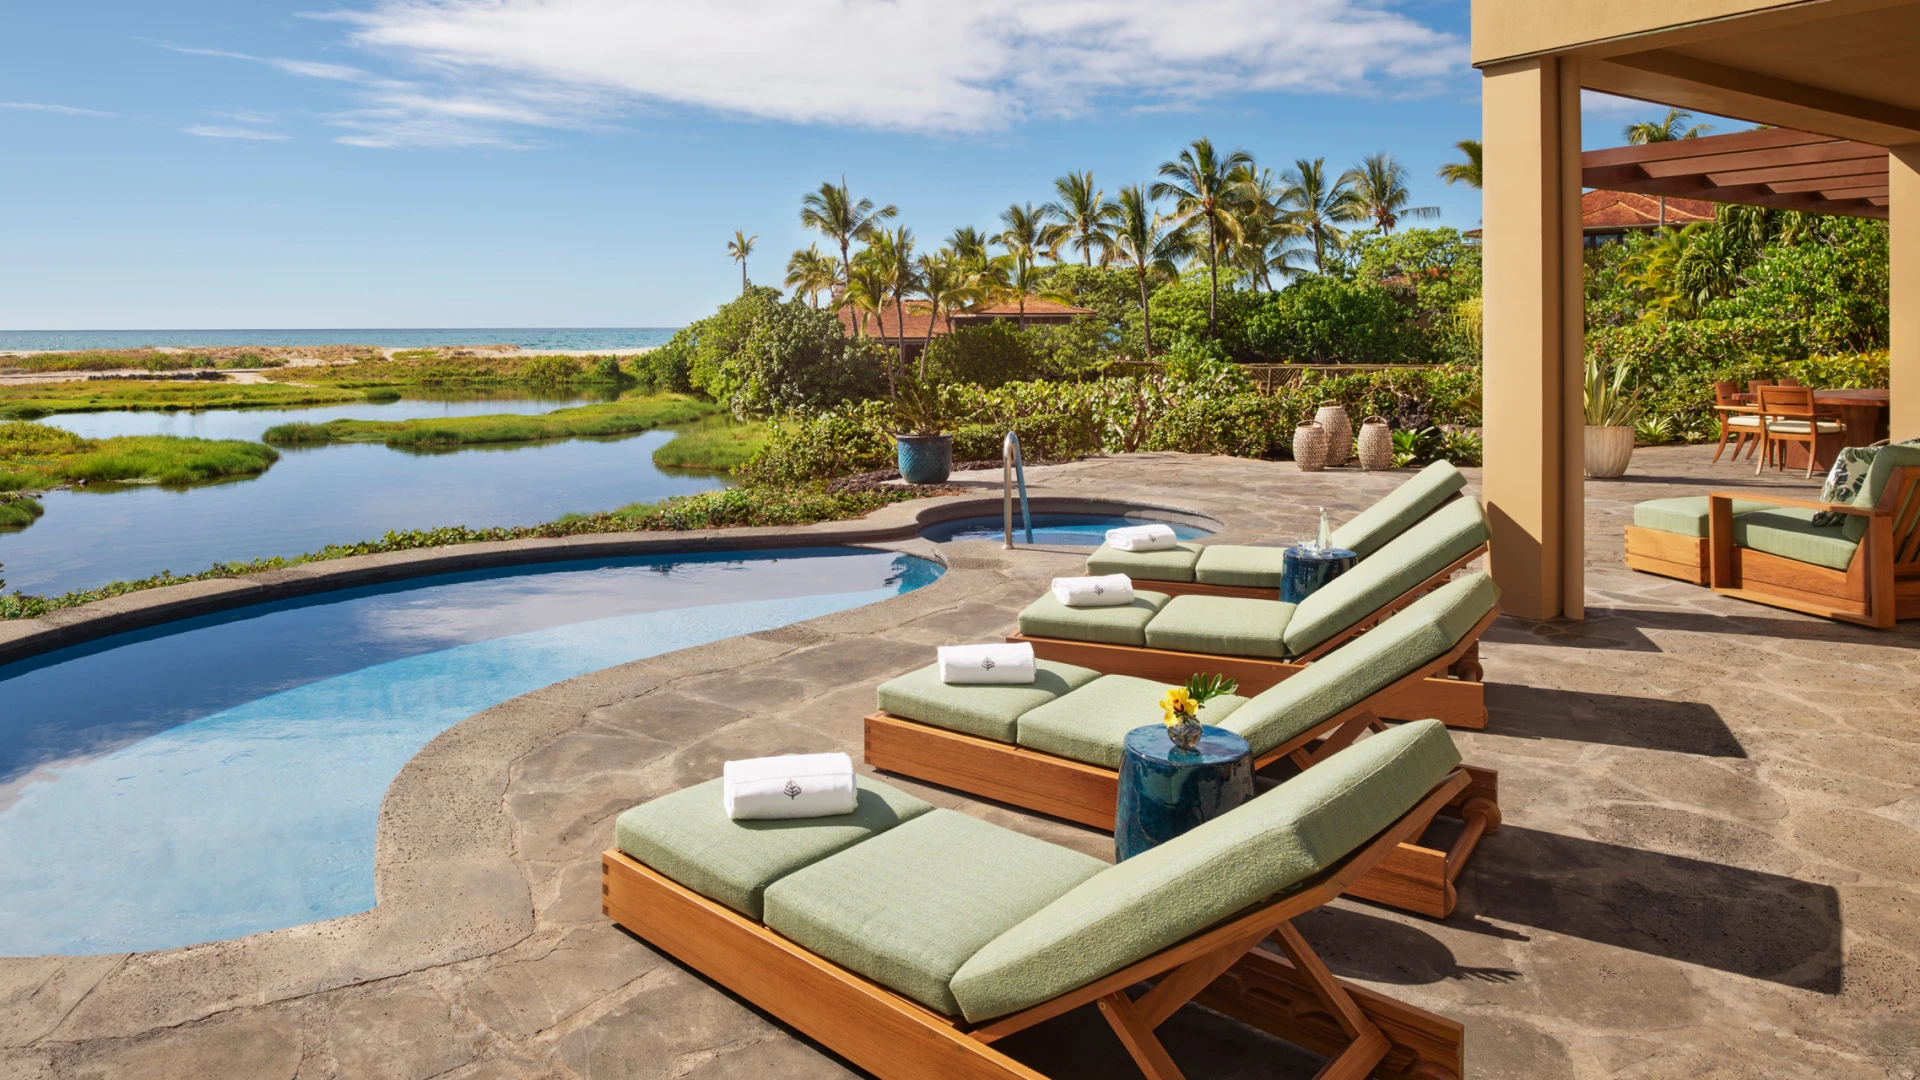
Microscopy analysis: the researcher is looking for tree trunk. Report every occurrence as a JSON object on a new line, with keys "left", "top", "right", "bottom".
{"left": 841, "top": 240, "right": 857, "bottom": 338}
{"left": 740, "top": 261, "right": 748, "bottom": 293}
{"left": 1206, "top": 216, "right": 1219, "bottom": 338}
{"left": 922, "top": 298, "right": 937, "bottom": 379}
{"left": 1138, "top": 269, "right": 1154, "bottom": 360}
{"left": 894, "top": 291, "right": 908, "bottom": 373}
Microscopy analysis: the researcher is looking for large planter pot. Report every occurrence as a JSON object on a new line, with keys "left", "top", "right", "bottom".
{"left": 1312, "top": 402, "right": 1352, "bottom": 468}
{"left": 1356, "top": 416, "right": 1393, "bottom": 471}
{"left": 895, "top": 433, "right": 953, "bottom": 485}
{"left": 1585, "top": 425, "right": 1636, "bottom": 478}
{"left": 1291, "top": 423, "right": 1327, "bottom": 472}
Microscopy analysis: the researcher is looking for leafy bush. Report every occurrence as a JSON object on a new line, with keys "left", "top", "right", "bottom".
{"left": 1245, "top": 275, "right": 1431, "bottom": 364}
{"left": 1139, "top": 272, "right": 1266, "bottom": 361}
{"left": 638, "top": 289, "right": 885, "bottom": 416}
{"left": 923, "top": 322, "right": 1036, "bottom": 388}
{"left": 737, "top": 401, "right": 897, "bottom": 485}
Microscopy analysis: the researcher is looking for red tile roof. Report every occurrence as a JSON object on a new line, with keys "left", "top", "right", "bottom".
{"left": 1583, "top": 190, "right": 1717, "bottom": 231}
{"left": 833, "top": 297, "right": 1094, "bottom": 341}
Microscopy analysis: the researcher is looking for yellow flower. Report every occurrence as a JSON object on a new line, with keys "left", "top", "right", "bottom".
{"left": 1159, "top": 687, "right": 1198, "bottom": 726}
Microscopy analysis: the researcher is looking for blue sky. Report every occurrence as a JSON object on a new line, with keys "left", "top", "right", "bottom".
{"left": 0, "top": 1, "right": 1717, "bottom": 330}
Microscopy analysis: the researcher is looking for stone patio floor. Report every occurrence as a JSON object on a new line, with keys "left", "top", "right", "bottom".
{"left": 3, "top": 445, "right": 1917, "bottom": 1079}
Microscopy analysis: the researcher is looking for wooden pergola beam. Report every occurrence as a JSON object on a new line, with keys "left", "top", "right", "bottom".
{"left": 1580, "top": 127, "right": 1893, "bottom": 220}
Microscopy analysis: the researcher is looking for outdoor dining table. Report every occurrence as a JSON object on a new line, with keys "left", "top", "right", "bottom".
{"left": 1731, "top": 387, "right": 1889, "bottom": 470}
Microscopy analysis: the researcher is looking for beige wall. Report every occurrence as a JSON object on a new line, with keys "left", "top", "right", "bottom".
{"left": 1894, "top": 147, "right": 1920, "bottom": 441}
{"left": 1471, "top": 0, "right": 1798, "bottom": 64}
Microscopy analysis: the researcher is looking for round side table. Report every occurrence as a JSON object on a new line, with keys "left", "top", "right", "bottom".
{"left": 1280, "top": 546, "right": 1358, "bottom": 604}
{"left": 1114, "top": 725, "right": 1256, "bottom": 861}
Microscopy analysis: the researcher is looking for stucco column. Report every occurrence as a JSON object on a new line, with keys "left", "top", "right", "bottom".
{"left": 1892, "top": 146, "right": 1920, "bottom": 442}
{"left": 1479, "top": 57, "right": 1586, "bottom": 620}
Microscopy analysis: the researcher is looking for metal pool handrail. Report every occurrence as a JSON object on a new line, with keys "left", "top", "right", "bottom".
{"left": 1002, "top": 431, "right": 1033, "bottom": 548}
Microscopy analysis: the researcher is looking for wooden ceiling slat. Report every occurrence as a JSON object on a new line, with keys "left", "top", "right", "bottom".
{"left": 1764, "top": 171, "right": 1889, "bottom": 193}
{"left": 1579, "top": 127, "right": 1836, "bottom": 169}
{"left": 1822, "top": 184, "right": 1891, "bottom": 199}
{"left": 1580, "top": 127, "right": 1890, "bottom": 220}
{"left": 1638, "top": 141, "right": 1888, "bottom": 178}
{"left": 1707, "top": 159, "right": 1890, "bottom": 187}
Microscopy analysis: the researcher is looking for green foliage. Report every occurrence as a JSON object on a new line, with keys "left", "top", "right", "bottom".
{"left": 1583, "top": 354, "right": 1642, "bottom": 427}
{"left": 737, "top": 401, "right": 898, "bottom": 485}
{"left": 922, "top": 322, "right": 1035, "bottom": 388}
{"left": 1182, "top": 672, "right": 1239, "bottom": 705}
{"left": 1140, "top": 272, "right": 1266, "bottom": 361}
{"left": 0, "top": 381, "right": 365, "bottom": 418}
{"left": 639, "top": 288, "right": 885, "bottom": 416}
{"left": 1350, "top": 227, "right": 1481, "bottom": 320}
{"left": 1245, "top": 275, "right": 1430, "bottom": 364}
{"left": 0, "top": 495, "right": 44, "bottom": 529}
{"left": 648, "top": 417, "right": 770, "bottom": 472}
{"left": 1702, "top": 216, "right": 1888, "bottom": 353}
{"left": 0, "top": 421, "right": 280, "bottom": 488}
{"left": 260, "top": 396, "right": 716, "bottom": 448}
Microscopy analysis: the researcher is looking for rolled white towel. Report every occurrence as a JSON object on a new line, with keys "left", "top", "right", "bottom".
{"left": 1105, "top": 523, "right": 1178, "bottom": 552}
{"left": 1051, "top": 574, "right": 1134, "bottom": 607}
{"left": 723, "top": 752, "right": 858, "bottom": 820}
{"left": 937, "top": 642, "right": 1036, "bottom": 685}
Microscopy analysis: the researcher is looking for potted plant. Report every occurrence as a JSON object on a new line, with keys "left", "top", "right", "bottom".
{"left": 891, "top": 375, "right": 954, "bottom": 485}
{"left": 1583, "top": 354, "right": 1641, "bottom": 478}
{"left": 1159, "top": 673, "right": 1239, "bottom": 751}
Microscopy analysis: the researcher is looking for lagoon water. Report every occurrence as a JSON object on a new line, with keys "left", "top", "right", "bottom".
{"left": 0, "top": 328, "right": 678, "bottom": 352}
{"left": 2, "top": 396, "right": 733, "bottom": 596}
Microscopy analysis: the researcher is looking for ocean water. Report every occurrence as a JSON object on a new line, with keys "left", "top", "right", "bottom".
{"left": 0, "top": 328, "right": 679, "bottom": 352}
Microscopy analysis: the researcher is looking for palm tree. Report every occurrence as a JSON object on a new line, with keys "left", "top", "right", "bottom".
{"left": 1152, "top": 137, "right": 1254, "bottom": 337}
{"left": 1108, "top": 184, "right": 1192, "bottom": 360}
{"left": 1225, "top": 166, "right": 1308, "bottom": 291}
{"left": 799, "top": 178, "right": 897, "bottom": 297}
{"left": 784, "top": 244, "right": 838, "bottom": 308}
{"left": 1278, "top": 157, "right": 1363, "bottom": 273}
{"left": 1437, "top": 139, "right": 1482, "bottom": 189}
{"left": 1624, "top": 110, "right": 1712, "bottom": 226}
{"left": 996, "top": 203, "right": 1052, "bottom": 327}
{"left": 726, "top": 231, "right": 758, "bottom": 292}
{"left": 914, "top": 249, "right": 975, "bottom": 377}
{"left": 1042, "top": 171, "right": 1117, "bottom": 267}
{"left": 855, "top": 227, "right": 918, "bottom": 373}
{"left": 1343, "top": 153, "right": 1438, "bottom": 234}
{"left": 949, "top": 226, "right": 989, "bottom": 268}
{"left": 841, "top": 259, "right": 895, "bottom": 392}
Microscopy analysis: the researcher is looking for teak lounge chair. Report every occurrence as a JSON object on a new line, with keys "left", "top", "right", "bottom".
{"left": 1015, "top": 496, "right": 1492, "bottom": 728}
{"left": 1087, "top": 460, "right": 1469, "bottom": 600}
{"left": 866, "top": 572, "right": 1503, "bottom": 917}
{"left": 604, "top": 721, "right": 1472, "bottom": 1080}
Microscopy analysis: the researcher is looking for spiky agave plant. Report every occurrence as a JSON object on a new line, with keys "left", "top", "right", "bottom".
{"left": 1584, "top": 355, "right": 1643, "bottom": 427}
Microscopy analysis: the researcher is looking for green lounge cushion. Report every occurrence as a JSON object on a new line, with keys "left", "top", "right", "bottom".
{"left": 1284, "top": 497, "right": 1489, "bottom": 657}
{"left": 1017, "top": 590, "right": 1171, "bottom": 646}
{"left": 1086, "top": 542, "right": 1204, "bottom": 583}
{"left": 1632, "top": 496, "right": 1775, "bottom": 537}
{"left": 1192, "top": 545, "right": 1290, "bottom": 589}
{"left": 615, "top": 776, "right": 935, "bottom": 919}
{"left": 1222, "top": 572, "right": 1497, "bottom": 758}
{"left": 762, "top": 809, "right": 1106, "bottom": 1016}
{"left": 1143, "top": 595, "right": 1295, "bottom": 659}
{"left": 1330, "top": 460, "right": 1468, "bottom": 559}
{"left": 1840, "top": 444, "right": 1920, "bottom": 542}
{"left": 1733, "top": 507, "right": 1860, "bottom": 571}
{"left": 1015, "top": 675, "right": 1250, "bottom": 769}
{"left": 875, "top": 659, "right": 1104, "bottom": 743}
{"left": 948, "top": 720, "right": 1463, "bottom": 1022}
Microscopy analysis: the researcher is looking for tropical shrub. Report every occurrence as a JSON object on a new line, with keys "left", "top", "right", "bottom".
{"left": 729, "top": 300, "right": 887, "bottom": 416}
{"left": 922, "top": 322, "right": 1035, "bottom": 388}
{"left": 1246, "top": 275, "right": 1431, "bottom": 364}
{"left": 736, "top": 401, "right": 897, "bottom": 485}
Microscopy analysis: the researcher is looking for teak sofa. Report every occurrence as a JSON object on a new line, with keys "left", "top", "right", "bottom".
{"left": 866, "top": 572, "right": 1503, "bottom": 918}
{"left": 1016, "top": 495, "right": 1492, "bottom": 728}
{"left": 1087, "top": 460, "right": 1468, "bottom": 600}
{"left": 604, "top": 721, "right": 1471, "bottom": 1080}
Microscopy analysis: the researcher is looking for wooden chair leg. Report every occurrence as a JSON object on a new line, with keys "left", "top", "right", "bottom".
{"left": 1097, "top": 992, "right": 1187, "bottom": 1080}
{"left": 1712, "top": 424, "right": 1731, "bottom": 463}
{"left": 1268, "top": 922, "right": 1391, "bottom": 1080}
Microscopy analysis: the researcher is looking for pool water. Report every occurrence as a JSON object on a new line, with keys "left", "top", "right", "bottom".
{"left": 920, "top": 513, "right": 1212, "bottom": 547}
{"left": 0, "top": 548, "right": 939, "bottom": 956}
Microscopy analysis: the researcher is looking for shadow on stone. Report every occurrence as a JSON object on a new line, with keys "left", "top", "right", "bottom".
{"left": 1488, "top": 685, "right": 1746, "bottom": 758}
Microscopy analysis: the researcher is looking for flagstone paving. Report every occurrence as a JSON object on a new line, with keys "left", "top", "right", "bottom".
{"left": 2, "top": 445, "right": 1916, "bottom": 1079}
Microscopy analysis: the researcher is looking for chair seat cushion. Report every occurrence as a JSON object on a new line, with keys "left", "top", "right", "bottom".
{"left": 1192, "top": 545, "right": 1289, "bottom": 588}
{"left": 1284, "top": 497, "right": 1489, "bottom": 657}
{"left": 1330, "top": 460, "right": 1467, "bottom": 559}
{"left": 1763, "top": 419, "right": 1843, "bottom": 434}
{"left": 1223, "top": 572, "right": 1497, "bottom": 758}
{"left": 1733, "top": 507, "right": 1860, "bottom": 571}
{"left": 615, "top": 777, "right": 935, "bottom": 919}
{"left": 1017, "top": 590, "right": 1171, "bottom": 646}
{"left": 1143, "top": 594, "right": 1295, "bottom": 659}
{"left": 1725, "top": 415, "right": 1761, "bottom": 428}
{"left": 948, "top": 720, "right": 1462, "bottom": 1023}
{"left": 762, "top": 809, "right": 1106, "bottom": 1016}
{"left": 1631, "top": 496, "right": 1775, "bottom": 538}
{"left": 1015, "top": 675, "right": 1249, "bottom": 768}
{"left": 1086, "top": 542, "right": 1204, "bottom": 583}
{"left": 874, "top": 659, "right": 1104, "bottom": 743}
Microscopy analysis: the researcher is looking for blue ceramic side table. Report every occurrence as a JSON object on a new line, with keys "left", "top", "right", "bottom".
{"left": 1280, "top": 546, "right": 1358, "bottom": 604}
{"left": 1114, "top": 725, "right": 1256, "bottom": 861}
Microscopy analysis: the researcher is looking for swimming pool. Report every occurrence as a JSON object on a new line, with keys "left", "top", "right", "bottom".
{"left": 0, "top": 548, "right": 939, "bottom": 956}
{"left": 920, "top": 513, "right": 1212, "bottom": 547}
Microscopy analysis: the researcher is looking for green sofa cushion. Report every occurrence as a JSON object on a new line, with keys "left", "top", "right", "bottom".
{"left": 948, "top": 719, "right": 1462, "bottom": 1022}
{"left": 875, "top": 659, "right": 1105, "bottom": 743}
{"left": 762, "top": 809, "right": 1106, "bottom": 1016}
{"left": 1330, "top": 460, "right": 1468, "bottom": 559}
{"left": 1632, "top": 496, "right": 1775, "bottom": 537}
{"left": 1192, "top": 545, "right": 1290, "bottom": 589}
{"left": 1222, "top": 572, "right": 1497, "bottom": 758}
{"left": 1086, "top": 542, "right": 1204, "bottom": 583}
{"left": 1142, "top": 594, "right": 1295, "bottom": 659}
{"left": 1841, "top": 444, "right": 1920, "bottom": 542}
{"left": 615, "top": 776, "right": 934, "bottom": 920}
{"left": 1017, "top": 590, "right": 1171, "bottom": 646}
{"left": 1733, "top": 507, "right": 1860, "bottom": 571}
{"left": 1015, "top": 675, "right": 1249, "bottom": 769}
{"left": 1283, "top": 497, "right": 1488, "bottom": 657}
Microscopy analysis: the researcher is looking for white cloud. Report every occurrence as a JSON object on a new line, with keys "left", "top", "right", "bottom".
{"left": 184, "top": 125, "right": 291, "bottom": 141}
{"left": 289, "top": 0, "right": 1463, "bottom": 146}
{"left": 0, "top": 101, "right": 115, "bottom": 117}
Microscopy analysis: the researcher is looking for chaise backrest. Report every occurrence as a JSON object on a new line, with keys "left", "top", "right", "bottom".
{"left": 946, "top": 720, "right": 1463, "bottom": 1023}
{"left": 1842, "top": 444, "right": 1920, "bottom": 543}
{"left": 1330, "top": 459, "right": 1468, "bottom": 560}
{"left": 1221, "top": 572, "right": 1497, "bottom": 757}
{"left": 1284, "top": 496, "right": 1489, "bottom": 656}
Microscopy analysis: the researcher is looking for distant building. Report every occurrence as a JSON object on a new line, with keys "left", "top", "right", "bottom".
{"left": 834, "top": 297, "right": 1095, "bottom": 361}
{"left": 1580, "top": 190, "right": 1716, "bottom": 246}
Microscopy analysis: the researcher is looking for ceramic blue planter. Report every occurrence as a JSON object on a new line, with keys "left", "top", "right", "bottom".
{"left": 1114, "top": 725, "right": 1255, "bottom": 861}
{"left": 895, "top": 434, "right": 953, "bottom": 485}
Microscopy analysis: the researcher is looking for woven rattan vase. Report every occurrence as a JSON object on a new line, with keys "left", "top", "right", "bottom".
{"left": 1292, "top": 422, "right": 1327, "bottom": 471}
{"left": 1357, "top": 415, "right": 1392, "bottom": 471}
{"left": 1312, "top": 402, "right": 1351, "bottom": 468}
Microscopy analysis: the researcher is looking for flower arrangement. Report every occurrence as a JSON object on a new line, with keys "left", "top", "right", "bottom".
{"left": 1160, "top": 673, "right": 1239, "bottom": 750}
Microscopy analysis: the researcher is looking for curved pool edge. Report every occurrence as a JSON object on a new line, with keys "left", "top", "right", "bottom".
{"left": 0, "top": 490, "right": 1224, "bottom": 666}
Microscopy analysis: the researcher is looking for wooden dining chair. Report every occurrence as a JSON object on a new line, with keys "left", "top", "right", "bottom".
{"left": 1712, "top": 380, "right": 1761, "bottom": 463}
{"left": 1755, "top": 384, "right": 1845, "bottom": 478}
{"left": 1777, "top": 377, "right": 1802, "bottom": 387}
{"left": 1747, "top": 379, "right": 1776, "bottom": 395}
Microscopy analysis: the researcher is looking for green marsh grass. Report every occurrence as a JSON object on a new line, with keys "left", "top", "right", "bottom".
{"left": 650, "top": 416, "right": 770, "bottom": 472}
{"left": 261, "top": 395, "right": 717, "bottom": 448}
{"left": 0, "top": 381, "right": 365, "bottom": 418}
{"left": 0, "top": 421, "right": 279, "bottom": 489}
